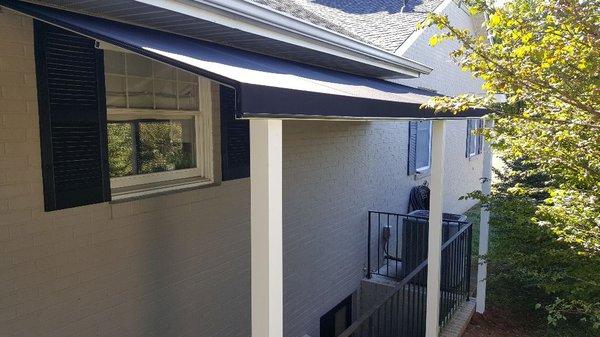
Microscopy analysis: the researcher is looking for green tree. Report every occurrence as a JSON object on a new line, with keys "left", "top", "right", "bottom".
{"left": 107, "top": 123, "right": 133, "bottom": 177}
{"left": 421, "top": 0, "right": 599, "bottom": 328}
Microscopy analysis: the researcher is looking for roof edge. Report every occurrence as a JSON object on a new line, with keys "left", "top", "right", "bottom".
{"left": 135, "top": 0, "right": 433, "bottom": 78}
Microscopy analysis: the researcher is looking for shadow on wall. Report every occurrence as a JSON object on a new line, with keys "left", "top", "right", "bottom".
{"left": 311, "top": 0, "right": 424, "bottom": 14}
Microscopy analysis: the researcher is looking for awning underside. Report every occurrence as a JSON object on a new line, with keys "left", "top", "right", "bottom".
{"left": 1, "top": 0, "right": 486, "bottom": 120}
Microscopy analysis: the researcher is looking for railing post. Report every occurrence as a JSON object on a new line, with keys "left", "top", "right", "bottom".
{"left": 465, "top": 225, "right": 473, "bottom": 301}
{"left": 367, "top": 211, "right": 372, "bottom": 279}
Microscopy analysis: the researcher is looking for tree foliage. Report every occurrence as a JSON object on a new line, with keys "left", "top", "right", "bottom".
{"left": 420, "top": 0, "right": 599, "bottom": 328}
{"left": 107, "top": 121, "right": 194, "bottom": 178}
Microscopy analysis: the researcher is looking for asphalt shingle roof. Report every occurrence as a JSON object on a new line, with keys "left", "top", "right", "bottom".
{"left": 247, "top": 0, "right": 445, "bottom": 52}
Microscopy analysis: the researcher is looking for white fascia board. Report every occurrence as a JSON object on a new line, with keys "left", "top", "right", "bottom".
{"left": 134, "top": 0, "right": 432, "bottom": 78}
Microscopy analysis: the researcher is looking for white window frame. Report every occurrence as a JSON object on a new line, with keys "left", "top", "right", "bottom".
{"left": 102, "top": 46, "right": 214, "bottom": 197}
{"left": 467, "top": 119, "right": 480, "bottom": 158}
{"left": 415, "top": 120, "right": 433, "bottom": 173}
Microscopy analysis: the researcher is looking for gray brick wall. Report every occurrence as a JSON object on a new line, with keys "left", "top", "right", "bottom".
{"left": 0, "top": 10, "right": 483, "bottom": 337}
{"left": 282, "top": 120, "right": 481, "bottom": 337}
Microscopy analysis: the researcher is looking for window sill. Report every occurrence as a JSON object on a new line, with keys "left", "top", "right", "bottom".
{"left": 110, "top": 178, "right": 217, "bottom": 203}
{"left": 413, "top": 170, "right": 431, "bottom": 180}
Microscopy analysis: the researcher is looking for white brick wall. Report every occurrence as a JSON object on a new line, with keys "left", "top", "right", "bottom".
{"left": 282, "top": 120, "right": 481, "bottom": 337}
{"left": 0, "top": 10, "right": 482, "bottom": 337}
{"left": 393, "top": 1, "right": 485, "bottom": 96}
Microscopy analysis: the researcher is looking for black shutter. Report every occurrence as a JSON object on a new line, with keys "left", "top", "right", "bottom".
{"left": 34, "top": 21, "right": 110, "bottom": 211}
{"left": 407, "top": 121, "right": 418, "bottom": 175}
{"left": 465, "top": 119, "right": 474, "bottom": 157}
{"left": 220, "top": 86, "right": 250, "bottom": 181}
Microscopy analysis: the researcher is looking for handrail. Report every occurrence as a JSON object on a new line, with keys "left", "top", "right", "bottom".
{"left": 367, "top": 209, "right": 469, "bottom": 225}
{"left": 339, "top": 259, "right": 429, "bottom": 337}
{"left": 441, "top": 220, "right": 472, "bottom": 250}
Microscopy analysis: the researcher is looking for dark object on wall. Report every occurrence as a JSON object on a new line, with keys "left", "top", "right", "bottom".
{"left": 220, "top": 86, "right": 250, "bottom": 181}
{"left": 407, "top": 182, "right": 430, "bottom": 212}
{"left": 407, "top": 121, "right": 418, "bottom": 175}
{"left": 34, "top": 21, "right": 110, "bottom": 211}
{"left": 320, "top": 294, "right": 352, "bottom": 337}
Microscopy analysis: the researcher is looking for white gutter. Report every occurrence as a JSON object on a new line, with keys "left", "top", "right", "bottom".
{"left": 135, "top": 0, "right": 432, "bottom": 78}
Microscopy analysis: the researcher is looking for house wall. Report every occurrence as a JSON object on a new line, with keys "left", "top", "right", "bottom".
{"left": 0, "top": 11, "right": 251, "bottom": 337}
{"left": 393, "top": 0, "right": 485, "bottom": 96}
{"left": 0, "top": 10, "right": 482, "bottom": 337}
{"left": 282, "top": 120, "right": 481, "bottom": 337}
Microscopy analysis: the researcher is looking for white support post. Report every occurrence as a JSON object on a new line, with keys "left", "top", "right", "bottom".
{"left": 425, "top": 120, "right": 446, "bottom": 337}
{"left": 250, "top": 119, "right": 283, "bottom": 337}
{"left": 476, "top": 119, "right": 493, "bottom": 314}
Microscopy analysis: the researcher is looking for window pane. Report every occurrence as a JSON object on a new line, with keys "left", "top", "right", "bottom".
{"left": 138, "top": 119, "right": 196, "bottom": 174}
{"left": 334, "top": 306, "right": 348, "bottom": 336}
{"left": 416, "top": 121, "right": 431, "bottom": 170}
{"left": 468, "top": 119, "right": 478, "bottom": 155}
{"left": 126, "top": 53, "right": 152, "bottom": 77}
{"left": 177, "top": 69, "right": 196, "bottom": 83}
{"left": 155, "top": 79, "right": 177, "bottom": 110}
{"left": 104, "top": 50, "right": 125, "bottom": 75}
{"left": 107, "top": 122, "right": 134, "bottom": 178}
{"left": 127, "top": 77, "right": 153, "bottom": 108}
{"left": 106, "top": 74, "right": 127, "bottom": 108}
{"left": 178, "top": 82, "right": 199, "bottom": 110}
{"left": 154, "top": 61, "right": 177, "bottom": 80}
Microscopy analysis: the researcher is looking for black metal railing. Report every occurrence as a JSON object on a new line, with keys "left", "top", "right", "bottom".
{"left": 439, "top": 219, "right": 473, "bottom": 326}
{"left": 345, "top": 210, "right": 472, "bottom": 337}
{"left": 340, "top": 259, "right": 428, "bottom": 337}
{"left": 366, "top": 211, "right": 470, "bottom": 282}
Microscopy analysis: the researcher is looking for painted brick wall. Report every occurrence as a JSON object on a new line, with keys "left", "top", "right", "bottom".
{"left": 0, "top": 10, "right": 482, "bottom": 337}
{"left": 0, "top": 11, "right": 251, "bottom": 337}
{"left": 393, "top": 1, "right": 485, "bottom": 96}
{"left": 282, "top": 120, "right": 481, "bottom": 337}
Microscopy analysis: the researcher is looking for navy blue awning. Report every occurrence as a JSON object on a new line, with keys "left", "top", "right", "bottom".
{"left": 1, "top": 0, "right": 485, "bottom": 120}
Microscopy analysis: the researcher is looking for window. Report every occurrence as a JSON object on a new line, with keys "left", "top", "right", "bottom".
{"left": 466, "top": 118, "right": 483, "bottom": 157}
{"left": 320, "top": 295, "right": 352, "bottom": 337}
{"left": 415, "top": 121, "right": 432, "bottom": 172}
{"left": 104, "top": 50, "right": 213, "bottom": 195}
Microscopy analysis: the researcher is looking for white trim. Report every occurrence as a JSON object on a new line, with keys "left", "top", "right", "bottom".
{"left": 394, "top": 0, "right": 455, "bottom": 56}
{"left": 134, "top": 0, "right": 431, "bottom": 78}
{"left": 466, "top": 119, "right": 479, "bottom": 158}
{"left": 111, "top": 178, "right": 213, "bottom": 201}
{"left": 425, "top": 120, "right": 446, "bottom": 337}
{"left": 250, "top": 119, "right": 283, "bottom": 337}
{"left": 477, "top": 119, "right": 493, "bottom": 313}
{"left": 103, "top": 49, "right": 214, "bottom": 194}
{"left": 111, "top": 167, "right": 204, "bottom": 189}
{"left": 415, "top": 120, "right": 433, "bottom": 172}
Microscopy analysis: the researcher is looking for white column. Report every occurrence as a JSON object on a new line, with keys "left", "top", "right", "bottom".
{"left": 425, "top": 120, "right": 446, "bottom": 337}
{"left": 250, "top": 119, "right": 283, "bottom": 337}
{"left": 476, "top": 119, "right": 493, "bottom": 313}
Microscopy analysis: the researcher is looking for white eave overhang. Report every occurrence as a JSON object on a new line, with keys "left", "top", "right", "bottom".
{"left": 136, "top": 0, "right": 432, "bottom": 78}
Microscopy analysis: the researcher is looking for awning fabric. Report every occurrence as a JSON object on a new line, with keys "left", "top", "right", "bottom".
{"left": 1, "top": 0, "right": 485, "bottom": 120}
